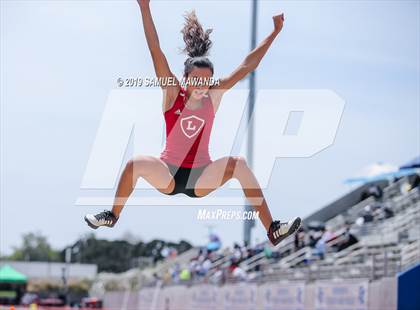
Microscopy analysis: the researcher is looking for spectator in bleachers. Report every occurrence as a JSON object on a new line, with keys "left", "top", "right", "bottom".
{"left": 372, "top": 202, "right": 394, "bottom": 221}
{"left": 179, "top": 268, "right": 191, "bottom": 281}
{"left": 312, "top": 227, "right": 334, "bottom": 260}
{"left": 263, "top": 244, "right": 272, "bottom": 258}
{"left": 322, "top": 227, "right": 336, "bottom": 242}
{"left": 308, "top": 232, "right": 317, "bottom": 248}
{"left": 201, "top": 257, "right": 212, "bottom": 275}
{"left": 246, "top": 247, "right": 255, "bottom": 260}
{"left": 382, "top": 205, "right": 394, "bottom": 219}
{"left": 231, "top": 264, "right": 247, "bottom": 281}
{"left": 162, "top": 270, "right": 171, "bottom": 284}
{"left": 337, "top": 225, "right": 358, "bottom": 251}
{"left": 294, "top": 227, "right": 306, "bottom": 251}
{"left": 400, "top": 181, "right": 412, "bottom": 194}
{"left": 314, "top": 237, "right": 326, "bottom": 260}
{"left": 233, "top": 243, "right": 242, "bottom": 262}
{"left": 362, "top": 205, "right": 374, "bottom": 223}
{"left": 411, "top": 174, "right": 420, "bottom": 189}
{"left": 233, "top": 267, "right": 247, "bottom": 280}
{"left": 168, "top": 263, "right": 181, "bottom": 283}
{"left": 210, "top": 266, "right": 226, "bottom": 285}
{"left": 360, "top": 185, "right": 383, "bottom": 201}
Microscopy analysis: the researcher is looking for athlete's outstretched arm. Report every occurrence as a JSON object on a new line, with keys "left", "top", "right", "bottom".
{"left": 213, "top": 14, "right": 284, "bottom": 93}
{"left": 137, "top": 1, "right": 179, "bottom": 95}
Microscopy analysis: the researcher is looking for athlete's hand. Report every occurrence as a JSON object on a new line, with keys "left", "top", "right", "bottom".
{"left": 137, "top": 0, "right": 150, "bottom": 8}
{"left": 273, "top": 13, "right": 285, "bottom": 33}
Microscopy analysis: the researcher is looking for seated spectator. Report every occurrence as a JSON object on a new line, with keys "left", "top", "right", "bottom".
{"left": 210, "top": 267, "right": 226, "bottom": 285}
{"left": 308, "top": 231, "right": 320, "bottom": 248}
{"left": 263, "top": 245, "right": 273, "bottom": 258}
{"left": 201, "top": 258, "right": 212, "bottom": 275}
{"left": 312, "top": 228, "right": 332, "bottom": 260}
{"left": 337, "top": 226, "right": 358, "bottom": 251}
{"left": 362, "top": 205, "right": 374, "bottom": 223}
{"left": 294, "top": 227, "right": 306, "bottom": 251}
{"left": 247, "top": 247, "right": 256, "bottom": 259}
{"left": 383, "top": 206, "right": 394, "bottom": 219}
{"left": 170, "top": 263, "right": 181, "bottom": 283}
{"left": 189, "top": 259, "right": 198, "bottom": 277}
{"left": 360, "top": 185, "right": 383, "bottom": 201}
{"left": 231, "top": 244, "right": 244, "bottom": 263}
{"left": 232, "top": 265, "right": 247, "bottom": 281}
{"left": 179, "top": 268, "right": 191, "bottom": 281}
{"left": 400, "top": 181, "right": 412, "bottom": 194}
{"left": 411, "top": 174, "right": 420, "bottom": 189}
{"left": 322, "top": 227, "right": 336, "bottom": 243}
{"left": 313, "top": 237, "right": 326, "bottom": 260}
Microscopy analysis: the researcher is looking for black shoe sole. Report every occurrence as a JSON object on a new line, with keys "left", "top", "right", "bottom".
{"left": 84, "top": 216, "right": 99, "bottom": 230}
{"left": 271, "top": 217, "right": 302, "bottom": 246}
{"left": 289, "top": 217, "right": 302, "bottom": 236}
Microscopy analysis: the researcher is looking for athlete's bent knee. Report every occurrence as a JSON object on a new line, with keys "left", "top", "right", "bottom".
{"left": 125, "top": 156, "right": 147, "bottom": 179}
{"left": 230, "top": 156, "right": 248, "bottom": 178}
{"left": 234, "top": 156, "right": 247, "bottom": 167}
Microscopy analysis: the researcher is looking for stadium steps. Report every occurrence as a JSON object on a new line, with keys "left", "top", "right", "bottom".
{"left": 400, "top": 239, "right": 420, "bottom": 270}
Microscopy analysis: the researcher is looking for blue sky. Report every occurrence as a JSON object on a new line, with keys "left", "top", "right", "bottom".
{"left": 1, "top": 0, "right": 419, "bottom": 254}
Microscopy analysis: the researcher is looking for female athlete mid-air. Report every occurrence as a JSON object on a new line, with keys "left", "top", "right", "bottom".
{"left": 85, "top": 0, "right": 301, "bottom": 246}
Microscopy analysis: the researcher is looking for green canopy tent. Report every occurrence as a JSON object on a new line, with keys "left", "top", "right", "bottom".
{"left": 0, "top": 265, "right": 27, "bottom": 305}
{"left": 0, "top": 265, "right": 27, "bottom": 283}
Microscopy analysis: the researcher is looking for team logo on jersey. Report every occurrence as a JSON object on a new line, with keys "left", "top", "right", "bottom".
{"left": 180, "top": 115, "right": 205, "bottom": 139}
{"left": 174, "top": 109, "right": 181, "bottom": 115}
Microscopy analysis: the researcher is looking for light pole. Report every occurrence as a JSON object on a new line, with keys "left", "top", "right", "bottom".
{"left": 244, "top": 0, "right": 258, "bottom": 246}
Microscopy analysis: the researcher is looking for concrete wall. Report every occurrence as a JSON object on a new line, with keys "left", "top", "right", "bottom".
{"left": 368, "top": 277, "right": 397, "bottom": 310}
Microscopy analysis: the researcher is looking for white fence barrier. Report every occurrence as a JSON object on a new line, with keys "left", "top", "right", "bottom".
{"left": 103, "top": 278, "right": 397, "bottom": 310}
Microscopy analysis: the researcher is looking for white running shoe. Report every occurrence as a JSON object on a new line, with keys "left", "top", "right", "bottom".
{"left": 84, "top": 210, "right": 118, "bottom": 229}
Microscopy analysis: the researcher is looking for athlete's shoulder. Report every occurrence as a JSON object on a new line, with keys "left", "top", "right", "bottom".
{"left": 163, "top": 85, "right": 183, "bottom": 113}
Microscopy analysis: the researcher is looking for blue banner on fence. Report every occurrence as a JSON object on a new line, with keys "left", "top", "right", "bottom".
{"left": 314, "top": 280, "right": 369, "bottom": 310}
{"left": 259, "top": 282, "right": 305, "bottom": 310}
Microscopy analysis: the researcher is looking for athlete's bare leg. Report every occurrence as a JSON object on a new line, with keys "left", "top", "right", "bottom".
{"left": 111, "top": 155, "right": 175, "bottom": 217}
{"left": 194, "top": 156, "right": 273, "bottom": 231}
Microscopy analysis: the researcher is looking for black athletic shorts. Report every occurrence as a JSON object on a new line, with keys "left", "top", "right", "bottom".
{"left": 166, "top": 163, "right": 209, "bottom": 198}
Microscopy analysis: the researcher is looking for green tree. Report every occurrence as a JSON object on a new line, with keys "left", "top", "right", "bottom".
{"left": 9, "top": 232, "right": 60, "bottom": 262}
{"left": 69, "top": 235, "right": 192, "bottom": 273}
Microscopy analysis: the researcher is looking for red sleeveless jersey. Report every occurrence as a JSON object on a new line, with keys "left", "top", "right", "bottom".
{"left": 160, "top": 88, "right": 215, "bottom": 168}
